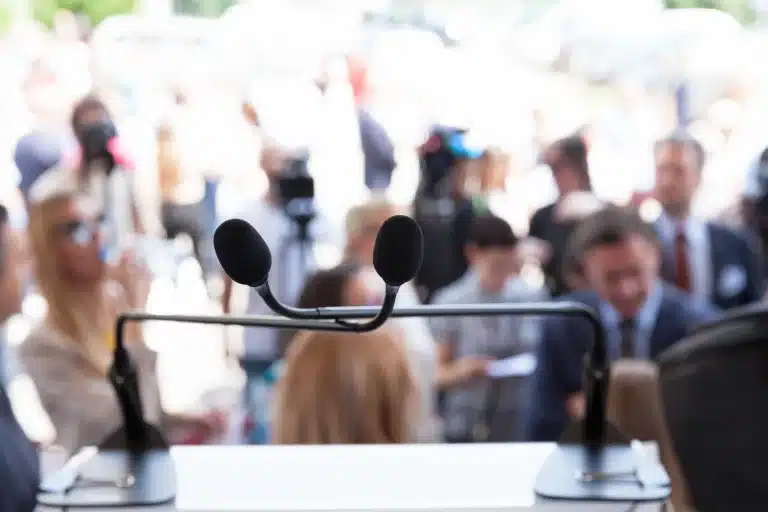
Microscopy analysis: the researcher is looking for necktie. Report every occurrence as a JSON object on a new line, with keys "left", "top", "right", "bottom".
{"left": 674, "top": 227, "right": 692, "bottom": 292}
{"left": 619, "top": 317, "right": 637, "bottom": 359}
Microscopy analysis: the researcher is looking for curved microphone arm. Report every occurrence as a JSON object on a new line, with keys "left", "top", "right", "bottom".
{"left": 256, "top": 282, "right": 399, "bottom": 333}
{"left": 334, "top": 287, "right": 397, "bottom": 332}
{"left": 114, "top": 301, "right": 607, "bottom": 447}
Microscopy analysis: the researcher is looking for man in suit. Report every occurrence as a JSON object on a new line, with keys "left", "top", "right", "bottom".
{"left": 653, "top": 132, "right": 763, "bottom": 309}
{"left": 527, "top": 206, "right": 717, "bottom": 442}
{"left": 0, "top": 204, "right": 39, "bottom": 510}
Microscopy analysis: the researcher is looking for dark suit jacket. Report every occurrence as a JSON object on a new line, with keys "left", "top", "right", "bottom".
{"left": 529, "top": 203, "right": 577, "bottom": 297}
{"left": 526, "top": 285, "right": 717, "bottom": 442}
{"left": 0, "top": 386, "right": 39, "bottom": 511}
{"left": 658, "top": 223, "right": 764, "bottom": 310}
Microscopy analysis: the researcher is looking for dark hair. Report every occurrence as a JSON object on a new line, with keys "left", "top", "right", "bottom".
{"left": 547, "top": 135, "right": 592, "bottom": 192}
{"left": 70, "top": 94, "right": 108, "bottom": 134}
{"left": 297, "top": 262, "right": 363, "bottom": 309}
{"left": 467, "top": 214, "right": 518, "bottom": 249}
{"left": 654, "top": 131, "right": 706, "bottom": 171}
{"left": 569, "top": 206, "right": 659, "bottom": 258}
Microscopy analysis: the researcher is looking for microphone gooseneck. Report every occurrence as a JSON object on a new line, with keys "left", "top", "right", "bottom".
{"left": 213, "top": 214, "right": 424, "bottom": 332}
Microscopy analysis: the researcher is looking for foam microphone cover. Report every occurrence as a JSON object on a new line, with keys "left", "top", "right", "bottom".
{"left": 214, "top": 218, "right": 272, "bottom": 287}
{"left": 373, "top": 215, "right": 424, "bottom": 287}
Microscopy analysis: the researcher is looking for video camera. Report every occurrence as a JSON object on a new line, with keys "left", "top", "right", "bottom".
{"left": 277, "top": 154, "right": 315, "bottom": 231}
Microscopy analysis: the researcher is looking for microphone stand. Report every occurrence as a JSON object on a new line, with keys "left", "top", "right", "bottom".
{"left": 38, "top": 301, "right": 669, "bottom": 507}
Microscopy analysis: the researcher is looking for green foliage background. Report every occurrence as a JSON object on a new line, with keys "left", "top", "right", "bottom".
{"left": 31, "top": 0, "right": 136, "bottom": 27}
{"left": 664, "top": 0, "right": 756, "bottom": 24}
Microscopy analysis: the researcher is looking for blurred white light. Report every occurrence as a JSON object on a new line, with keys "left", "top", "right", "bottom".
{"left": 520, "top": 263, "right": 546, "bottom": 291}
{"left": 639, "top": 198, "right": 663, "bottom": 224}
{"left": 22, "top": 294, "right": 47, "bottom": 321}
{"left": 6, "top": 315, "right": 32, "bottom": 347}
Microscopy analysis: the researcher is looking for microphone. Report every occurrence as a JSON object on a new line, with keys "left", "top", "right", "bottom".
{"left": 213, "top": 214, "right": 423, "bottom": 331}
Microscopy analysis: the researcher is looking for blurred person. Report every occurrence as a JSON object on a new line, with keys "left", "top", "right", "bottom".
{"left": 19, "top": 181, "right": 224, "bottom": 456}
{"left": 156, "top": 123, "right": 207, "bottom": 270}
{"left": 0, "top": 203, "right": 39, "bottom": 509}
{"left": 430, "top": 214, "right": 547, "bottom": 442}
{"left": 261, "top": 263, "right": 409, "bottom": 444}
{"left": 0, "top": 203, "right": 38, "bottom": 512}
{"left": 348, "top": 55, "right": 397, "bottom": 192}
{"left": 553, "top": 191, "right": 606, "bottom": 293}
{"left": 69, "top": 95, "right": 145, "bottom": 236}
{"left": 652, "top": 132, "right": 763, "bottom": 309}
{"left": 607, "top": 360, "right": 690, "bottom": 512}
{"left": 528, "top": 134, "right": 593, "bottom": 296}
{"left": 527, "top": 207, "right": 717, "bottom": 442}
{"left": 221, "top": 136, "right": 343, "bottom": 444}
{"left": 344, "top": 198, "right": 441, "bottom": 441}
{"left": 0, "top": 205, "right": 27, "bottom": 386}
{"left": 273, "top": 327, "right": 416, "bottom": 445}
{"left": 412, "top": 126, "right": 487, "bottom": 302}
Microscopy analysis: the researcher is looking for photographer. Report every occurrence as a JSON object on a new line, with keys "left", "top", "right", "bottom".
{"left": 412, "top": 126, "right": 487, "bottom": 303}
{"left": 69, "top": 95, "right": 145, "bottom": 242}
{"left": 220, "top": 135, "right": 343, "bottom": 443}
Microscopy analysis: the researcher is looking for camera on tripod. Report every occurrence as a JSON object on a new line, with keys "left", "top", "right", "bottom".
{"left": 277, "top": 154, "right": 315, "bottom": 232}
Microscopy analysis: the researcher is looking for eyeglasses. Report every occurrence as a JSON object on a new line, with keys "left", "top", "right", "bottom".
{"left": 54, "top": 215, "right": 107, "bottom": 246}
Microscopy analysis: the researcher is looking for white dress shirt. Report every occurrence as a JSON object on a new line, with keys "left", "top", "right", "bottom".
{"left": 656, "top": 212, "right": 711, "bottom": 301}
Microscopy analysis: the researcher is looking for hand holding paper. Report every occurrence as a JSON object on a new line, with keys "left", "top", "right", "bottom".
{"left": 486, "top": 353, "right": 537, "bottom": 378}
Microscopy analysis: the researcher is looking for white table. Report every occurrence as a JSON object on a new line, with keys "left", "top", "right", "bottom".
{"left": 37, "top": 443, "right": 665, "bottom": 511}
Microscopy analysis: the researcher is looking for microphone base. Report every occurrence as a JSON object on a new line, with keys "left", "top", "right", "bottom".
{"left": 38, "top": 423, "right": 176, "bottom": 508}
{"left": 534, "top": 421, "right": 671, "bottom": 502}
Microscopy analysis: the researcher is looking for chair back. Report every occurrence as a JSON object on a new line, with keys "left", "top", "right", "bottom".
{"left": 659, "top": 306, "right": 768, "bottom": 510}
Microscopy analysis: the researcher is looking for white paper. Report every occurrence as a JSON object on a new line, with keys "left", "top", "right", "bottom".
{"left": 486, "top": 353, "right": 537, "bottom": 378}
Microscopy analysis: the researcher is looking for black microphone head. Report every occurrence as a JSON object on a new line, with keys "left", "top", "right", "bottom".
{"left": 372, "top": 215, "right": 424, "bottom": 287}
{"left": 214, "top": 218, "right": 271, "bottom": 287}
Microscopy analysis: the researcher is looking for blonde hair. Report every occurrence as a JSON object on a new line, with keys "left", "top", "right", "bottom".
{"left": 273, "top": 327, "right": 416, "bottom": 445}
{"left": 608, "top": 360, "right": 690, "bottom": 511}
{"left": 28, "top": 191, "right": 112, "bottom": 373}
{"left": 344, "top": 197, "right": 407, "bottom": 262}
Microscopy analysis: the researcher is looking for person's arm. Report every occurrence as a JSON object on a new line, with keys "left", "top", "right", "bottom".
{"left": 435, "top": 342, "right": 490, "bottom": 390}
{"left": 428, "top": 296, "right": 490, "bottom": 390}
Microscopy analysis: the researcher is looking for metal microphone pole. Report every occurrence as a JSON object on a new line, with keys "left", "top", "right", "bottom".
{"left": 39, "top": 302, "right": 669, "bottom": 508}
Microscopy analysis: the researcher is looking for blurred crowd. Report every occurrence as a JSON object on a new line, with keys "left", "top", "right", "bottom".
{"left": 4, "top": 7, "right": 768, "bottom": 511}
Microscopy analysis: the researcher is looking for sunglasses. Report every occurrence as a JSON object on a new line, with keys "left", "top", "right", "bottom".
{"left": 54, "top": 215, "right": 107, "bottom": 246}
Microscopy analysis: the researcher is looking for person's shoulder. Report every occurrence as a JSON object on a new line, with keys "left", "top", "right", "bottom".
{"left": 660, "top": 284, "right": 718, "bottom": 324}
{"left": 532, "top": 202, "right": 557, "bottom": 221}
{"left": 18, "top": 324, "right": 70, "bottom": 365}
{"left": 706, "top": 221, "right": 751, "bottom": 247}
{"left": 504, "top": 278, "right": 549, "bottom": 302}
{"left": 556, "top": 289, "right": 600, "bottom": 308}
{"left": 431, "top": 275, "right": 473, "bottom": 304}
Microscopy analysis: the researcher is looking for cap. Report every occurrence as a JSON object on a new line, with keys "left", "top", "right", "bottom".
{"left": 14, "top": 131, "right": 62, "bottom": 199}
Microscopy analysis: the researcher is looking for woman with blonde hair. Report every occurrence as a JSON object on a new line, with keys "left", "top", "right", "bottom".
{"left": 345, "top": 197, "right": 441, "bottom": 442}
{"left": 19, "top": 177, "right": 223, "bottom": 455}
{"left": 273, "top": 327, "right": 416, "bottom": 445}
